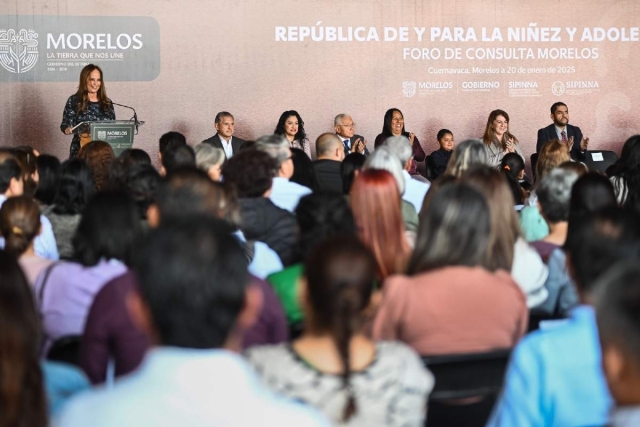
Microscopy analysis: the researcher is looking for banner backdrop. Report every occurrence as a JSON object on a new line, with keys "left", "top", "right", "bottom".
{"left": 1, "top": 0, "right": 639, "bottom": 162}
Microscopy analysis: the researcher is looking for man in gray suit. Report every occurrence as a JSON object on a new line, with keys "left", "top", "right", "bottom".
{"left": 202, "top": 111, "right": 246, "bottom": 159}
{"left": 334, "top": 114, "right": 370, "bottom": 156}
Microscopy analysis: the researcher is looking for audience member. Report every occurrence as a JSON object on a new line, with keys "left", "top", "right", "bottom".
{"left": 0, "top": 196, "right": 53, "bottom": 285}
{"left": 248, "top": 236, "right": 433, "bottom": 426}
{"left": 119, "top": 148, "right": 151, "bottom": 167}
{"left": 482, "top": 109, "right": 525, "bottom": 168}
{"left": 123, "top": 164, "right": 161, "bottom": 222}
{"left": 558, "top": 159, "right": 588, "bottom": 178}
{"left": 160, "top": 143, "right": 195, "bottom": 176}
{"left": 42, "top": 159, "right": 95, "bottom": 259}
{"left": 530, "top": 169, "right": 579, "bottom": 261}
{"left": 290, "top": 147, "right": 319, "bottom": 191}
{"left": 157, "top": 131, "right": 186, "bottom": 165}
{"left": 340, "top": 152, "right": 366, "bottom": 195}
{"left": 373, "top": 183, "right": 527, "bottom": 355}
{"left": 267, "top": 192, "right": 356, "bottom": 329}
{"left": 334, "top": 113, "right": 369, "bottom": 156}
{"left": 430, "top": 128, "right": 454, "bottom": 180}
{"left": 350, "top": 169, "right": 411, "bottom": 280}
{"left": 461, "top": 166, "right": 549, "bottom": 308}
{"left": 313, "top": 133, "right": 346, "bottom": 194}
{"left": 383, "top": 135, "right": 431, "bottom": 212}
{"left": 0, "top": 250, "right": 89, "bottom": 421}
{"left": 0, "top": 151, "right": 59, "bottom": 260}
{"left": 201, "top": 111, "right": 245, "bottom": 159}
{"left": 13, "top": 145, "right": 39, "bottom": 197}
{"left": 500, "top": 152, "right": 529, "bottom": 206}
{"left": 77, "top": 141, "right": 115, "bottom": 192}
{"left": 610, "top": 135, "right": 640, "bottom": 209}
{"left": 489, "top": 207, "right": 640, "bottom": 426}
{"left": 374, "top": 108, "right": 426, "bottom": 178}
{"left": 35, "top": 192, "right": 141, "bottom": 354}
{"left": 595, "top": 263, "right": 640, "bottom": 426}
{"left": 35, "top": 154, "right": 61, "bottom": 207}
{"left": 443, "top": 138, "right": 488, "bottom": 177}
{"left": 59, "top": 217, "right": 329, "bottom": 426}
{"left": 194, "top": 142, "right": 225, "bottom": 181}
{"left": 534, "top": 139, "right": 571, "bottom": 184}
{"left": 274, "top": 110, "right": 312, "bottom": 158}
{"left": 363, "top": 146, "right": 419, "bottom": 234}
{"left": 256, "top": 134, "right": 312, "bottom": 212}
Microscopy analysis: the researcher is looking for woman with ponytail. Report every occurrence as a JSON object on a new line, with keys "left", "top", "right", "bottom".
{"left": 247, "top": 235, "right": 433, "bottom": 426}
{"left": 0, "top": 195, "right": 53, "bottom": 285}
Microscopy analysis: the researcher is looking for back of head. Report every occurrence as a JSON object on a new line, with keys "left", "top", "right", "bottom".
{"left": 222, "top": 149, "right": 276, "bottom": 198}
{"left": 77, "top": 141, "right": 115, "bottom": 192}
{"left": 158, "top": 131, "right": 187, "bottom": 153}
{"left": 0, "top": 196, "right": 41, "bottom": 257}
{"left": 570, "top": 172, "right": 617, "bottom": 220}
{"left": 255, "top": 134, "right": 290, "bottom": 166}
{"left": 52, "top": 158, "right": 95, "bottom": 215}
{"left": 156, "top": 168, "right": 239, "bottom": 226}
{"left": 119, "top": 148, "right": 151, "bottom": 167}
{"left": 363, "top": 146, "right": 405, "bottom": 194}
{"left": 340, "top": 152, "right": 366, "bottom": 195}
{"left": 72, "top": 191, "right": 142, "bottom": 266}
{"left": 0, "top": 250, "right": 47, "bottom": 427}
{"left": 0, "top": 151, "right": 22, "bottom": 195}
{"left": 295, "top": 192, "right": 356, "bottom": 262}
{"left": 537, "top": 168, "right": 579, "bottom": 223}
{"left": 194, "top": 143, "right": 225, "bottom": 171}
{"left": 500, "top": 152, "right": 526, "bottom": 205}
{"left": 133, "top": 216, "right": 249, "bottom": 348}
{"left": 12, "top": 147, "right": 38, "bottom": 197}
{"left": 595, "top": 262, "right": 640, "bottom": 398}
{"left": 536, "top": 139, "right": 570, "bottom": 182}
{"left": 558, "top": 160, "right": 588, "bottom": 178}
{"left": 445, "top": 139, "right": 488, "bottom": 177}
{"left": 350, "top": 169, "right": 408, "bottom": 279}
{"left": 565, "top": 206, "right": 640, "bottom": 294}
{"left": 617, "top": 135, "right": 640, "bottom": 210}
{"left": 126, "top": 164, "right": 161, "bottom": 220}
{"left": 304, "top": 235, "right": 377, "bottom": 421}
{"left": 409, "top": 183, "right": 492, "bottom": 274}
{"left": 382, "top": 135, "right": 413, "bottom": 164}
{"left": 315, "top": 133, "right": 343, "bottom": 159}
{"left": 460, "top": 165, "right": 518, "bottom": 271}
{"left": 161, "top": 144, "right": 196, "bottom": 174}
{"left": 35, "top": 154, "right": 61, "bottom": 205}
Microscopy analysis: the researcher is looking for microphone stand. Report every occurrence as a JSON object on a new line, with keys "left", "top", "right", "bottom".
{"left": 112, "top": 102, "right": 141, "bottom": 134}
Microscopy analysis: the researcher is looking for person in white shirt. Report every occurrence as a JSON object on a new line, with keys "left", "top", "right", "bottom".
{"left": 57, "top": 217, "right": 329, "bottom": 427}
{"left": 256, "top": 134, "right": 312, "bottom": 212}
{"left": 383, "top": 136, "right": 430, "bottom": 213}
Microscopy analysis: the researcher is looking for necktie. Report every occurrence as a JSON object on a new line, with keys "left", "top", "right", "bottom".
{"left": 343, "top": 139, "right": 350, "bottom": 151}
{"left": 561, "top": 131, "right": 567, "bottom": 143}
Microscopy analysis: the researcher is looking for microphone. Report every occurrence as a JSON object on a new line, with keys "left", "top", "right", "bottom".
{"left": 111, "top": 102, "right": 141, "bottom": 133}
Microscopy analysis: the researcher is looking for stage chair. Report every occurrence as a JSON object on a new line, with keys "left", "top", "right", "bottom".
{"left": 583, "top": 150, "right": 618, "bottom": 174}
{"left": 422, "top": 349, "right": 511, "bottom": 427}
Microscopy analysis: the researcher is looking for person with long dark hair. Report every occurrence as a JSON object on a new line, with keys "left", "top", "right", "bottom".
{"left": 482, "top": 109, "right": 524, "bottom": 168}
{"left": 500, "top": 152, "right": 528, "bottom": 205}
{"left": 248, "top": 236, "right": 433, "bottom": 426}
{"left": 611, "top": 135, "right": 640, "bottom": 210}
{"left": 35, "top": 154, "right": 61, "bottom": 207}
{"left": 274, "top": 110, "right": 311, "bottom": 158}
{"left": 374, "top": 108, "right": 426, "bottom": 177}
{"left": 60, "top": 64, "right": 116, "bottom": 158}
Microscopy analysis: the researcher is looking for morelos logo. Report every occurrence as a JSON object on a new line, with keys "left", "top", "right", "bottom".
{"left": 0, "top": 29, "right": 39, "bottom": 74}
{"left": 402, "top": 81, "right": 417, "bottom": 98}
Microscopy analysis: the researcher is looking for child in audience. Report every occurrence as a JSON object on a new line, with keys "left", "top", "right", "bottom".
{"left": 596, "top": 263, "right": 640, "bottom": 427}
{"left": 500, "top": 153, "right": 529, "bottom": 206}
{"left": 430, "top": 129, "right": 454, "bottom": 180}
{"left": 248, "top": 236, "right": 433, "bottom": 426}
{"left": 0, "top": 195, "right": 53, "bottom": 285}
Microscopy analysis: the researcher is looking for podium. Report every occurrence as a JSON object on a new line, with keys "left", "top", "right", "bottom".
{"left": 75, "top": 120, "right": 142, "bottom": 156}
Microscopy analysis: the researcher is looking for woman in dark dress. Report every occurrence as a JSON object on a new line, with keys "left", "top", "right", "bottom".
{"left": 60, "top": 64, "right": 115, "bottom": 158}
{"left": 374, "top": 108, "right": 426, "bottom": 177}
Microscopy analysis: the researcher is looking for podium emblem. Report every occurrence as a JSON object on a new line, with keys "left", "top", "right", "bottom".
{"left": 0, "top": 29, "right": 39, "bottom": 74}
{"left": 97, "top": 131, "right": 107, "bottom": 140}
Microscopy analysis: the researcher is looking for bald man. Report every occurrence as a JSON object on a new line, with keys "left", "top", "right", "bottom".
{"left": 313, "top": 133, "right": 346, "bottom": 194}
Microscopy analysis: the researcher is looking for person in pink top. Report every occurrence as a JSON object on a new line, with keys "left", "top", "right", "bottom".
{"left": 372, "top": 182, "right": 528, "bottom": 356}
{"left": 0, "top": 195, "right": 53, "bottom": 286}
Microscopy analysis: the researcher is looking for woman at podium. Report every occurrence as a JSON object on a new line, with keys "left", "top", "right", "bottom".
{"left": 60, "top": 64, "right": 115, "bottom": 158}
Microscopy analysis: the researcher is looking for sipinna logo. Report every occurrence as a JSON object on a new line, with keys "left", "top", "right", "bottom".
{"left": 551, "top": 81, "right": 565, "bottom": 96}
{"left": 402, "top": 81, "right": 417, "bottom": 98}
{"left": 0, "top": 29, "right": 39, "bottom": 74}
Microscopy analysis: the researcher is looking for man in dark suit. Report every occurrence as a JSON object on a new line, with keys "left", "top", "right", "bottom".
{"left": 313, "top": 133, "right": 345, "bottom": 194}
{"left": 202, "top": 111, "right": 246, "bottom": 159}
{"left": 536, "top": 102, "right": 589, "bottom": 161}
{"left": 334, "top": 114, "right": 370, "bottom": 157}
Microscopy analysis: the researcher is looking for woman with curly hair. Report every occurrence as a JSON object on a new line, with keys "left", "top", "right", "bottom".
{"left": 274, "top": 110, "right": 311, "bottom": 158}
